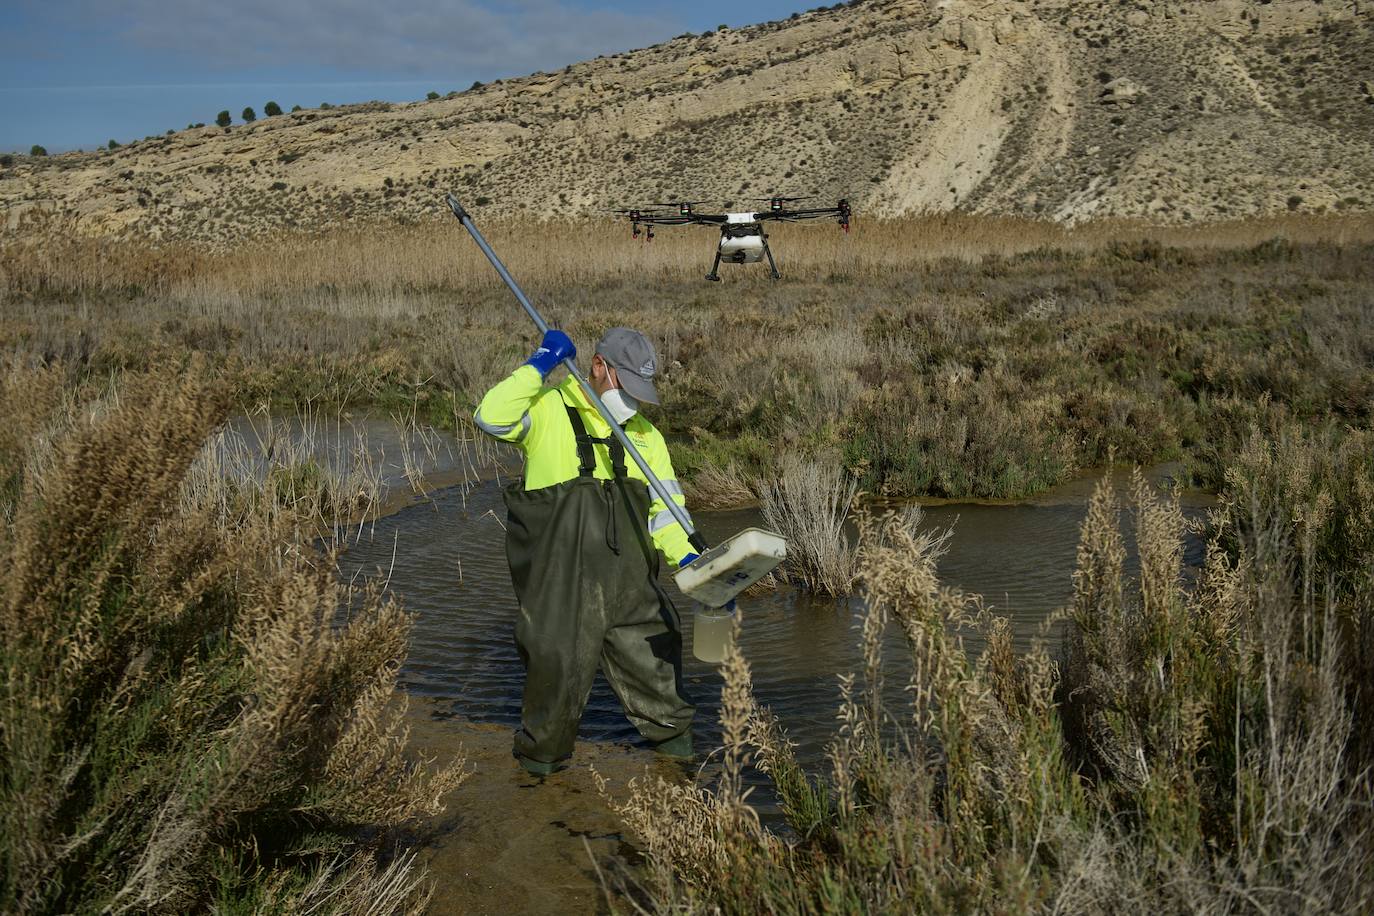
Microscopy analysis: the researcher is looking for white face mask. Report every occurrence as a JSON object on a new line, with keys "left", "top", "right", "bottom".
{"left": 601, "top": 387, "right": 639, "bottom": 424}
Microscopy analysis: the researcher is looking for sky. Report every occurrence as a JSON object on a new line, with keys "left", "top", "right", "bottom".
{"left": 1, "top": 0, "right": 818, "bottom": 152}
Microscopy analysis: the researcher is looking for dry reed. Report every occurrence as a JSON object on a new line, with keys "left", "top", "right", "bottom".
{"left": 760, "top": 453, "right": 948, "bottom": 595}
{"left": 3, "top": 218, "right": 1371, "bottom": 504}
{"left": 606, "top": 431, "right": 1374, "bottom": 913}
{"left": 6, "top": 212, "right": 1374, "bottom": 302}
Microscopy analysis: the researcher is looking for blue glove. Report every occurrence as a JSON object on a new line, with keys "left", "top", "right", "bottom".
{"left": 678, "top": 553, "right": 736, "bottom": 612}
{"left": 525, "top": 330, "right": 575, "bottom": 378}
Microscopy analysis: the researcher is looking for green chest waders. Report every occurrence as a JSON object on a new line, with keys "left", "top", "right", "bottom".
{"left": 503, "top": 405, "right": 695, "bottom": 774}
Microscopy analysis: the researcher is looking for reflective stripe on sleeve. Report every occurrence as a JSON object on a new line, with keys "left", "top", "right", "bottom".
{"left": 649, "top": 506, "right": 692, "bottom": 534}
{"left": 659, "top": 479, "right": 684, "bottom": 498}
{"left": 474, "top": 409, "right": 531, "bottom": 441}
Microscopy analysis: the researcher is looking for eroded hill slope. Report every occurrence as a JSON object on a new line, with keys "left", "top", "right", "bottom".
{"left": 4, "top": 0, "right": 1371, "bottom": 242}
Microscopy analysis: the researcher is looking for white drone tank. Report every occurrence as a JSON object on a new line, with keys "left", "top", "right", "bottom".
{"left": 718, "top": 213, "right": 765, "bottom": 263}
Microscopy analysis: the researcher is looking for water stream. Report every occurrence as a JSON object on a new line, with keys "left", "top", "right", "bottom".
{"left": 337, "top": 463, "right": 1208, "bottom": 775}
{"left": 224, "top": 415, "right": 1210, "bottom": 912}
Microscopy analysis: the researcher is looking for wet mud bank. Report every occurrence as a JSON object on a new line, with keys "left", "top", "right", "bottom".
{"left": 403, "top": 704, "right": 681, "bottom": 915}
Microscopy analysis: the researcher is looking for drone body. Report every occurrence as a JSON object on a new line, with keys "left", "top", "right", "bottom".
{"left": 613, "top": 197, "right": 852, "bottom": 281}
{"left": 718, "top": 214, "right": 767, "bottom": 265}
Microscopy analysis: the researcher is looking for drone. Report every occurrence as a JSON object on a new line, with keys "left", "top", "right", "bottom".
{"left": 611, "top": 196, "right": 852, "bottom": 281}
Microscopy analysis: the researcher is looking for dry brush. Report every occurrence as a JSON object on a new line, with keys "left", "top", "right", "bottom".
{"left": 0, "top": 366, "right": 466, "bottom": 914}
{"left": 605, "top": 429, "right": 1374, "bottom": 914}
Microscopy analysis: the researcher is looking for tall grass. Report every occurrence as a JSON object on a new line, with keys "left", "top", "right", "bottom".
{"left": 185, "top": 407, "right": 385, "bottom": 539}
{"left": 2, "top": 216, "right": 1372, "bottom": 503}
{"left": 759, "top": 453, "right": 948, "bottom": 595}
{"left": 603, "top": 430, "right": 1374, "bottom": 913}
{"left": 0, "top": 366, "right": 467, "bottom": 913}
{"left": 5, "top": 213, "right": 1374, "bottom": 301}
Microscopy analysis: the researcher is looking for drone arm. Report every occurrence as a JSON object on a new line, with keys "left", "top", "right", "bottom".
{"left": 633, "top": 216, "right": 699, "bottom": 226}
{"left": 775, "top": 207, "right": 842, "bottom": 220}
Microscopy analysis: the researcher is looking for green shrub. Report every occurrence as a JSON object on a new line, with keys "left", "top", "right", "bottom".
{"left": 216, "top": 110, "right": 231, "bottom": 127}
{"left": 28, "top": 145, "right": 46, "bottom": 157}
{"left": 426, "top": 91, "right": 440, "bottom": 100}
{"left": 263, "top": 100, "right": 282, "bottom": 116}
{"left": 0, "top": 368, "right": 466, "bottom": 913}
{"left": 107, "top": 139, "right": 119, "bottom": 150}
{"left": 241, "top": 106, "right": 257, "bottom": 123}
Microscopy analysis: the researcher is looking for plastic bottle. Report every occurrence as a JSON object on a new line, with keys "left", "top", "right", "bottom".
{"left": 692, "top": 604, "right": 736, "bottom": 664}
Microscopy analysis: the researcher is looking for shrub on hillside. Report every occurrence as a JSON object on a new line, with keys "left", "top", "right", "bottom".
{"left": 29, "top": 145, "right": 47, "bottom": 157}
{"left": 215, "top": 110, "right": 231, "bottom": 127}
{"left": 264, "top": 100, "right": 282, "bottom": 116}
{"left": 241, "top": 106, "right": 257, "bottom": 123}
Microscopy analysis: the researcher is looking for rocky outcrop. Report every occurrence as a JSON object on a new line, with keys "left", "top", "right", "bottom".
{"left": 1101, "top": 78, "right": 1148, "bottom": 108}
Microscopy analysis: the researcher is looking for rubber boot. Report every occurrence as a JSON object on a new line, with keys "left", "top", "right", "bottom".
{"left": 652, "top": 730, "right": 693, "bottom": 759}
{"left": 515, "top": 752, "right": 563, "bottom": 777}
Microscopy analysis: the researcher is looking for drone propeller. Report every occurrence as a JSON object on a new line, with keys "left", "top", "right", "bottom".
{"left": 754, "top": 195, "right": 813, "bottom": 213}
{"left": 652, "top": 200, "right": 708, "bottom": 216}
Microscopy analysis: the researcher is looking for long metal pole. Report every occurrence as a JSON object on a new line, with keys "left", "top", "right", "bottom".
{"left": 446, "top": 193, "right": 707, "bottom": 553}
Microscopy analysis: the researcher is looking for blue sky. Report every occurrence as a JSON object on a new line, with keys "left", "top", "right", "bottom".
{"left": 1, "top": 0, "right": 818, "bottom": 152}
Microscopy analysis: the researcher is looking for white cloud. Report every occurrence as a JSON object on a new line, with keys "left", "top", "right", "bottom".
{"left": 64, "top": 0, "right": 683, "bottom": 78}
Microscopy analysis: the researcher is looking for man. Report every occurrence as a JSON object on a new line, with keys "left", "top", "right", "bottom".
{"left": 474, "top": 326, "right": 697, "bottom": 776}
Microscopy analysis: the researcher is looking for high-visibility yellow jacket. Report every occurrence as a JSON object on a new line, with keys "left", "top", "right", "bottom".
{"left": 474, "top": 365, "right": 693, "bottom": 567}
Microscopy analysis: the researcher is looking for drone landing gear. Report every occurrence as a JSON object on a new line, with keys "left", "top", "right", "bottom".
{"left": 762, "top": 235, "right": 781, "bottom": 281}
{"left": 706, "top": 250, "right": 722, "bottom": 282}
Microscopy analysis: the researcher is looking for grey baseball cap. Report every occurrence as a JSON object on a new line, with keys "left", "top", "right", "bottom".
{"left": 595, "top": 327, "right": 660, "bottom": 405}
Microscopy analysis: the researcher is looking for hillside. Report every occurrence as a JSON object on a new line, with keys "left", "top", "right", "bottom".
{"left": 3, "top": 0, "right": 1372, "bottom": 243}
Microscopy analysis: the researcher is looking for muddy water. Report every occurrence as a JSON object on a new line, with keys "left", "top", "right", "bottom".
{"left": 342, "top": 465, "right": 1208, "bottom": 765}
{"left": 333, "top": 458, "right": 1208, "bottom": 914}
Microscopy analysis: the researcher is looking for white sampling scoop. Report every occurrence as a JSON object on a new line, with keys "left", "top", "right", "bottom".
{"left": 674, "top": 527, "right": 786, "bottom": 608}
{"left": 680, "top": 528, "right": 785, "bottom": 664}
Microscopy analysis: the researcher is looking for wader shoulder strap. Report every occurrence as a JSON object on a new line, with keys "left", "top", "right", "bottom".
{"left": 564, "top": 405, "right": 627, "bottom": 479}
